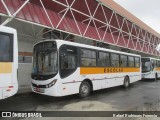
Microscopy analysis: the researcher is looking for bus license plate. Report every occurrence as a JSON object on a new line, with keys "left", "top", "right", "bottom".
{"left": 35, "top": 87, "right": 45, "bottom": 93}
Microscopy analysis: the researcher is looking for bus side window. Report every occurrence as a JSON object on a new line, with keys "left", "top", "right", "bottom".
{"left": 81, "top": 49, "right": 96, "bottom": 67}
{"left": 135, "top": 57, "right": 140, "bottom": 67}
{"left": 111, "top": 53, "right": 119, "bottom": 67}
{"left": 156, "top": 60, "right": 158, "bottom": 67}
{"left": 151, "top": 60, "right": 156, "bottom": 70}
{"left": 120, "top": 55, "right": 127, "bottom": 67}
{"left": 128, "top": 56, "right": 134, "bottom": 67}
{"left": 60, "top": 54, "right": 69, "bottom": 69}
{"left": 158, "top": 61, "right": 160, "bottom": 67}
{"left": 98, "top": 52, "right": 110, "bottom": 67}
{"left": 60, "top": 45, "right": 77, "bottom": 78}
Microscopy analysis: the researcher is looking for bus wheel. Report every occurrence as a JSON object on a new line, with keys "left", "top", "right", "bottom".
{"left": 155, "top": 73, "right": 158, "bottom": 81}
{"left": 79, "top": 81, "right": 91, "bottom": 98}
{"left": 124, "top": 76, "right": 130, "bottom": 88}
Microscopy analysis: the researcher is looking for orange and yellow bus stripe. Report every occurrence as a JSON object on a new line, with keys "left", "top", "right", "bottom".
{"left": 80, "top": 67, "right": 140, "bottom": 75}
{"left": 0, "top": 62, "right": 12, "bottom": 73}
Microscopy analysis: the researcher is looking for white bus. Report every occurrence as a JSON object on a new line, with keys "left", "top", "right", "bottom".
{"left": 0, "top": 26, "right": 18, "bottom": 99}
{"left": 141, "top": 57, "right": 160, "bottom": 80}
{"left": 31, "top": 40, "right": 141, "bottom": 98}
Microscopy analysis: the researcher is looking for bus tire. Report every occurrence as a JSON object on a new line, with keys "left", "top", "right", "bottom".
{"left": 155, "top": 73, "right": 158, "bottom": 81}
{"left": 124, "top": 76, "right": 130, "bottom": 88}
{"left": 79, "top": 81, "right": 91, "bottom": 98}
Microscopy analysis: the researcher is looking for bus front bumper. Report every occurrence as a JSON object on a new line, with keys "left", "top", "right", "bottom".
{"left": 31, "top": 82, "right": 63, "bottom": 97}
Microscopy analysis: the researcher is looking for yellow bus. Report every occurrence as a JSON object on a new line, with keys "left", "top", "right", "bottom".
{"left": 0, "top": 26, "right": 18, "bottom": 99}
{"left": 31, "top": 40, "right": 141, "bottom": 98}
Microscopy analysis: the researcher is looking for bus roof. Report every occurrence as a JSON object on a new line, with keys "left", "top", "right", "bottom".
{"left": 35, "top": 39, "right": 141, "bottom": 57}
{"left": 0, "top": 25, "right": 16, "bottom": 34}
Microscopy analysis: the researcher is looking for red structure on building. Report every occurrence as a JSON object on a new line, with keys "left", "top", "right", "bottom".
{"left": 0, "top": 0, "right": 160, "bottom": 56}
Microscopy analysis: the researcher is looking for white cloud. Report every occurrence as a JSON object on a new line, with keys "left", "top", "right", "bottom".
{"left": 113, "top": 0, "right": 160, "bottom": 33}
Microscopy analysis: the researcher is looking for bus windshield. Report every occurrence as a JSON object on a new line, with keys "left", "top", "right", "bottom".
{"left": 141, "top": 58, "right": 151, "bottom": 73}
{"left": 32, "top": 42, "right": 58, "bottom": 80}
{"left": 35, "top": 50, "right": 58, "bottom": 75}
{"left": 0, "top": 33, "right": 13, "bottom": 62}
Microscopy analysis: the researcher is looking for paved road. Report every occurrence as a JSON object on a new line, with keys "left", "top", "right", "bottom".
{"left": 1, "top": 80, "right": 160, "bottom": 120}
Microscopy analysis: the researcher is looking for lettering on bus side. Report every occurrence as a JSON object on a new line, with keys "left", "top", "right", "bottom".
{"left": 106, "top": 68, "right": 123, "bottom": 73}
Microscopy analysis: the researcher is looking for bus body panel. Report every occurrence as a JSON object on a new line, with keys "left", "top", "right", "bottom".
{"left": 142, "top": 70, "right": 160, "bottom": 79}
{"left": 60, "top": 70, "right": 141, "bottom": 96}
{"left": 2, "top": 83, "right": 18, "bottom": 99}
{"left": 142, "top": 72, "right": 153, "bottom": 79}
{"left": 31, "top": 40, "right": 141, "bottom": 97}
{"left": 0, "top": 26, "right": 18, "bottom": 99}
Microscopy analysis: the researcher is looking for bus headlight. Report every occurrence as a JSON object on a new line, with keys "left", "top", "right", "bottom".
{"left": 46, "top": 79, "right": 57, "bottom": 88}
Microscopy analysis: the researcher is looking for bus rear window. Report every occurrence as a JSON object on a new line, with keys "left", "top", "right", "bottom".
{"left": 0, "top": 33, "right": 13, "bottom": 62}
